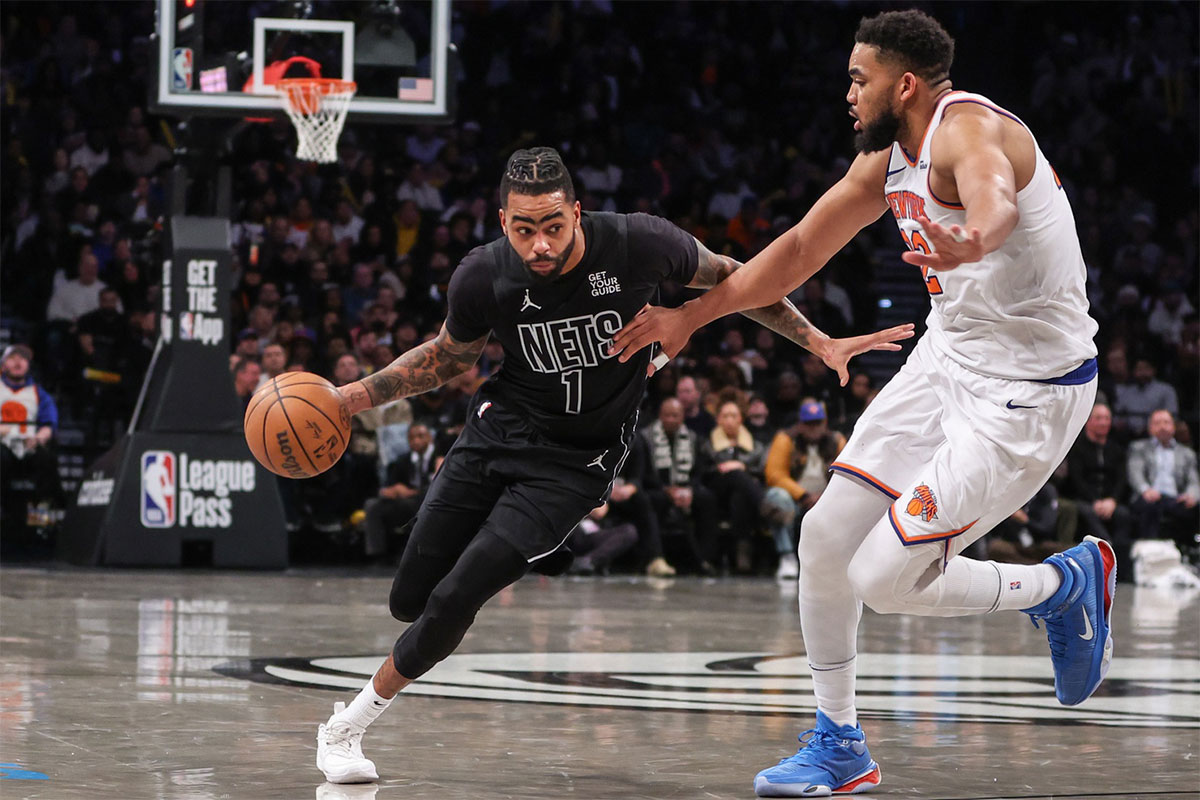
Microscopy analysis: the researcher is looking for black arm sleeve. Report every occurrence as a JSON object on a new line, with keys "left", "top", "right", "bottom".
{"left": 626, "top": 213, "right": 700, "bottom": 286}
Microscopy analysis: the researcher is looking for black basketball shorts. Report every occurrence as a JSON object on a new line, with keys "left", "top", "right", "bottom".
{"left": 410, "top": 398, "right": 637, "bottom": 563}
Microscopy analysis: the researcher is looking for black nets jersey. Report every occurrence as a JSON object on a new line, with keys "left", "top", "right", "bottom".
{"left": 444, "top": 211, "right": 699, "bottom": 449}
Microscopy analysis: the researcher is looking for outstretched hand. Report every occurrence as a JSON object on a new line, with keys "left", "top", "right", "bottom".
{"left": 820, "top": 323, "right": 916, "bottom": 386}
{"left": 901, "top": 215, "right": 985, "bottom": 271}
{"left": 610, "top": 304, "right": 699, "bottom": 376}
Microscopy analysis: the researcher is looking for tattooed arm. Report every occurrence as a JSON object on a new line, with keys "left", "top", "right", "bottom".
{"left": 687, "top": 239, "right": 829, "bottom": 353}
{"left": 685, "top": 239, "right": 913, "bottom": 384}
{"left": 339, "top": 324, "right": 488, "bottom": 415}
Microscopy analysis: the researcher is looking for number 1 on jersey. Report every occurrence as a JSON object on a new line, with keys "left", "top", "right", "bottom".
{"left": 900, "top": 229, "right": 944, "bottom": 296}
{"left": 561, "top": 369, "right": 582, "bottom": 414}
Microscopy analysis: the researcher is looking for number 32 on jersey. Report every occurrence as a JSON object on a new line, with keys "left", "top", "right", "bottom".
{"left": 900, "top": 228, "right": 944, "bottom": 296}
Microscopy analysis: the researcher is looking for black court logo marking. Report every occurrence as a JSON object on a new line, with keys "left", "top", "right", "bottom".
{"left": 214, "top": 651, "right": 1200, "bottom": 729}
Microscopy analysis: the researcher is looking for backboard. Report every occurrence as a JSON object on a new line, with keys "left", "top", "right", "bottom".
{"left": 151, "top": 0, "right": 454, "bottom": 123}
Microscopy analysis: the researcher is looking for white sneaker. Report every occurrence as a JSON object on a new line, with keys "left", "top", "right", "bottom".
{"left": 317, "top": 702, "right": 379, "bottom": 784}
{"left": 775, "top": 553, "right": 799, "bottom": 581}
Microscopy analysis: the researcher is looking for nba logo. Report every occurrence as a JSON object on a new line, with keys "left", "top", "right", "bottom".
{"left": 179, "top": 311, "right": 194, "bottom": 341}
{"left": 171, "top": 47, "right": 193, "bottom": 91}
{"left": 141, "top": 451, "right": 176, "bottom": 528}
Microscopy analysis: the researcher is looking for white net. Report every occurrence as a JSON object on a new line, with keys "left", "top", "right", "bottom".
{"left": 277, "top": 79, "right": 356, "bottom": 164}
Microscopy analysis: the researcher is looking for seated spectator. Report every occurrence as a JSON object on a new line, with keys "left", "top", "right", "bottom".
{"left": 405, "top": 125, "right": 446, "bottom": 166}
{"left": 331, "top": 200, "right": 365, "bottom": 248}
{"left": 115, "top": 176, "right": 164, "bottom": 227}
{"left": 1098, "top": 344, "right": 1129, "bottom": 415}
{"left": 764, "top": 399, "right": 847, "bottom": 580}
{"left": 1114, "top": 359, "right": 1179, "bottom": 438}
{"left": 744, "top": 395, "right": 776, "bottom": 448}
{"left": 240, "top": 304, "right": 277, "bottom": 353}
{"left": 1147, "top": 280, "right": 1193, "bottom": 348}
{"left": 123, "top": 124, "right": 172, "bottom": 177}
{"left": 839, "top": 372, "right": 875, "bottom": 435}
{"left": 607, "top": 433, "right": 674, "bottom": 577}
{"left": 392, "top": 200, "right": 423, "bottom": 261}
{"left": 395, "top": 161, "right": 444, "bottom": 213}
{"left": 703, "top": 398, "right": 767, "bottom": 574}
{"left": 642, "top": 397, "right": 719, "bottom": 575}
{"left": 768, "top": 371, "right": 803, "bottom": 429}
{"left": 334, "top": 352, "right": 384, "bottom": 509}
{"left": 0, "top": 345, "right": 64, "bottom": 538}
{"left": 47, "top": 249, "right": 108, "bottom": 324}
{"left": 70, "top": 128, "right": 109, "bottom": 176}
{"left": 1065, "top": 403, "right": 1134, "bottom": 580}
{"left": 231, "top": 357, "right": 262, "bottom": 408}
{"left": 76, "top": 287, "right": 131, "bottom": 447}
{"left": 1127, "top": 409, "right": 1200, "bottom": 562}
{"left": 362, "top": 424, "right": 441, "bottom": 563}
{"left": 565, "top": 503, "right": 639, "bottom": 576}
{"left": 256, "top": 343, "right": 288, "bottom": 389}
{"left": 676, "top": 375, "right": 715, "bottom": 437}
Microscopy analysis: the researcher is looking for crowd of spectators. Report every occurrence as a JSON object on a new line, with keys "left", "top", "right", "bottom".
{"left": 1, "top": 2, "right": 1196, "bottom": 569}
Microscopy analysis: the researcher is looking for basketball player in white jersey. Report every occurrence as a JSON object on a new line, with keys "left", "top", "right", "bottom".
{"left": 612, "top": 10, "right": 1115, "bottom": 796}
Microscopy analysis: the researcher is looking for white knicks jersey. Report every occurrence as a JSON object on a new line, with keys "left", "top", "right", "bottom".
{"left": 884, "top": 90, "right": 1098, "bottom": 381}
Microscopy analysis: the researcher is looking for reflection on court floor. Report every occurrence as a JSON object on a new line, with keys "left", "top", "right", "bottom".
{"left": 2, "top": 568, "right": 1197, "bottom": 799}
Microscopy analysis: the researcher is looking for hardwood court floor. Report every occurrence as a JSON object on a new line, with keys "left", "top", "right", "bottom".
{"left": 1, "top": 565, "right": 1197, "bottom": 800}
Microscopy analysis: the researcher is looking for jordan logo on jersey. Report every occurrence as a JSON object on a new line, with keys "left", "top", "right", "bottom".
{"left": 520, "top": 289, "right": 542, "bottom": 312}
{"left": 517, "top": 311, "right": 622, "bottom": 374}
{"left": 587, "top": 450, "right": 608, "bottom": 469}
{"left": 906, "top": 484, "right": 939, "bottom": 522}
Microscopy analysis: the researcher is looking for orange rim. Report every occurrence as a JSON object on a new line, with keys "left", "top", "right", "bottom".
{"left": 276, "top": 78, "right": 357, "bottom": 114}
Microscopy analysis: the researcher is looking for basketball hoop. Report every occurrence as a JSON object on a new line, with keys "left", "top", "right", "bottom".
{"left": 276, "top": 78, "right": 357, "bottom": 164}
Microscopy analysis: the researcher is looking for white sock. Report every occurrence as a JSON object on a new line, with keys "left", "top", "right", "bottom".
{"left": 989, "top": 561, "right": 1062, "bottom": 611}
{"left": 810, "top": 657, "right": 857, "bottom": 728}
{"left": 337, "top": 680, "right": 393, "bottom": 731}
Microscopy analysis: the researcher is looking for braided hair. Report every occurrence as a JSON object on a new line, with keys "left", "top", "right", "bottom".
{"left": 499, "top": 147, "right": 576, "bottom": 208}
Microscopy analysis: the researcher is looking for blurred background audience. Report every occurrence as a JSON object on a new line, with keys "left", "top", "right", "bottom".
{"left": 1, "top": 2, "right": 1195, "bottom": 569}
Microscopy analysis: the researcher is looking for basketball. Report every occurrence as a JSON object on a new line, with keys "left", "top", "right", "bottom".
{"left": 243, "top": 372, "right": 352, "bottom": 479}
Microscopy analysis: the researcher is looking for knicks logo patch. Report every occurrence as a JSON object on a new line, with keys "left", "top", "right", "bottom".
{"left": 906, "top": 484, "right": 939, "bottom": 522}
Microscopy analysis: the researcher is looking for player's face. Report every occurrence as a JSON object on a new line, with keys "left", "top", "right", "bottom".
{"left": 500, "top": 191, "right": 581, "bottom": 284}
{"left": 847, "top": 44, "right": 902, "bottom": 153}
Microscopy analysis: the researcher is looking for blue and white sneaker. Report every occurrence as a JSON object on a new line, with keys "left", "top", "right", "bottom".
{"left": 1022, "top": 535, "right": 1116, "bottom": 706}
{"left": 753, "top": 710, "right": 881, "bottom": 797}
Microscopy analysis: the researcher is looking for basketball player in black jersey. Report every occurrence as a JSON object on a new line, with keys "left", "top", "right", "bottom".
{"left": 314, "top": 147, "right": 914, "bottom": 784}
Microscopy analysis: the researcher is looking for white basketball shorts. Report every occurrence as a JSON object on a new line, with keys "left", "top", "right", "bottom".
{"left": 831, "top": 337, "right": 1096, "bottom": 558}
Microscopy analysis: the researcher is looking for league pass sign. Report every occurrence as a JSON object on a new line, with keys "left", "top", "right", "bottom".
{"left": 140, "top": 450, "right": 257, "bottom": 528}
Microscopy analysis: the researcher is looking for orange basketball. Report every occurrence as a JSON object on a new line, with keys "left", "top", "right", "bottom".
{"left": 243, "top": 372, "right": 352, "bottom": 478}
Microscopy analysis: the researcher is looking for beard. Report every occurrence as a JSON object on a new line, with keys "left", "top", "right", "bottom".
{"left": 523, "top": 227, "right": 577, "bottom": 284}
{"left": 854, "top": 105, "right": 902, "bottom": 153}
